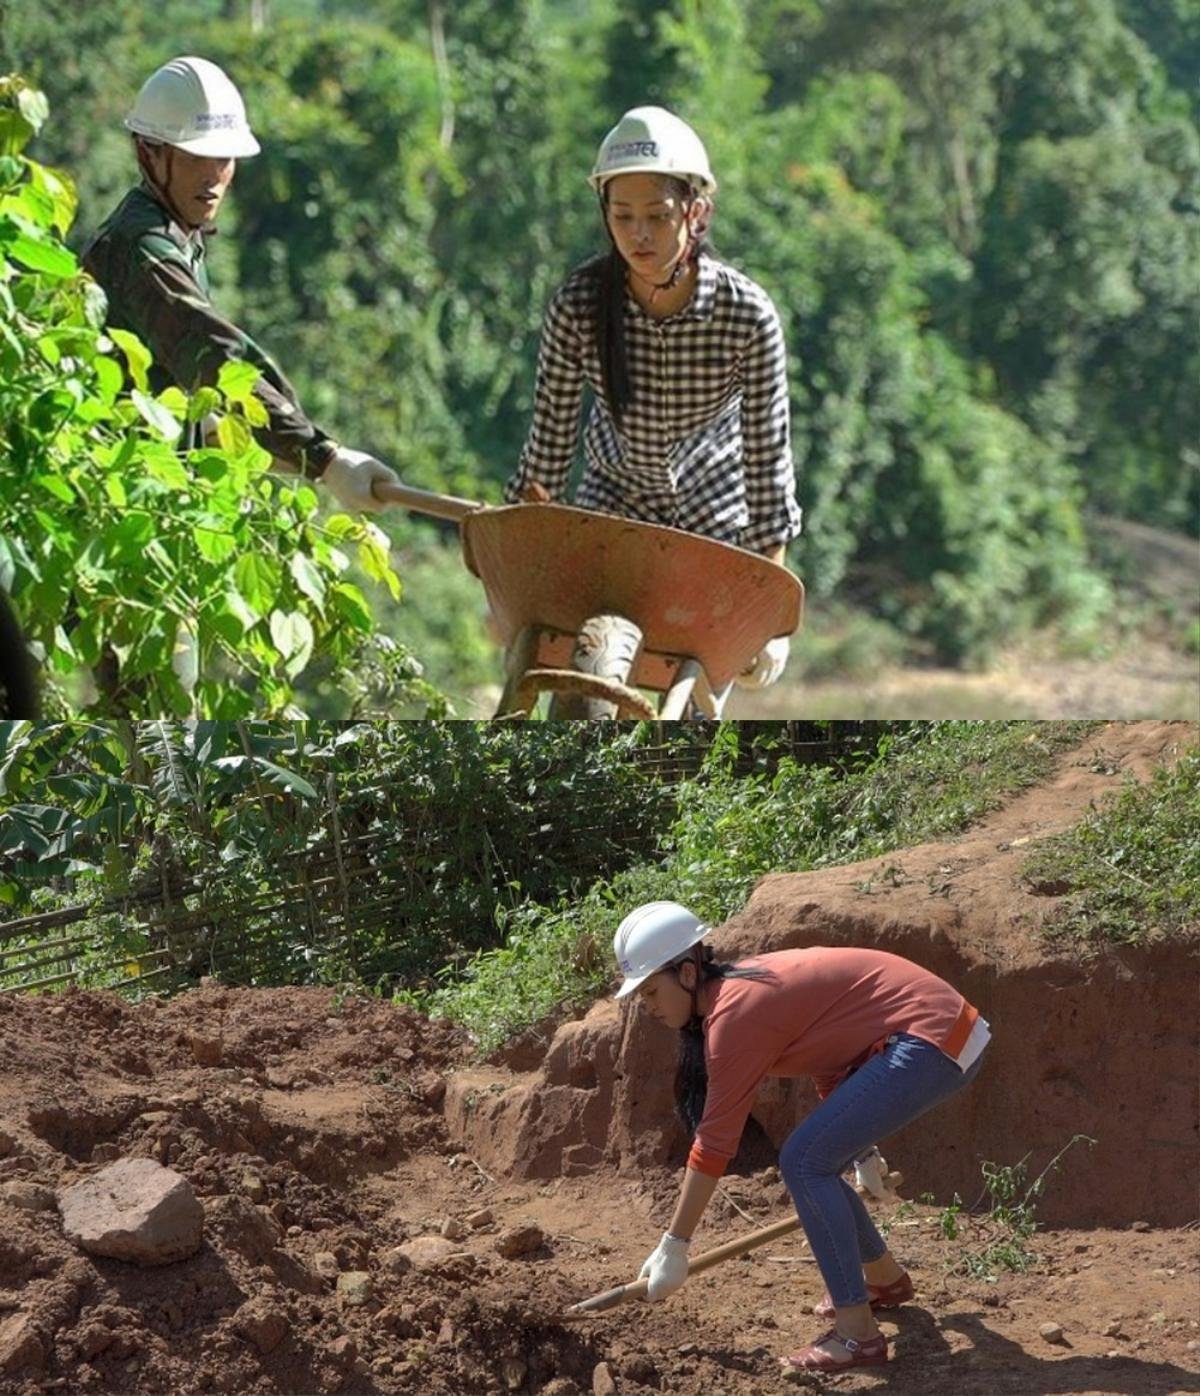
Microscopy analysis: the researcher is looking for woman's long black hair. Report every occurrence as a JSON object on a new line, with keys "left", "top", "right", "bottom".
{"left": 591, "top": 175, "right": 713, "bottom": 429}
{"left": 674, "top": 944, "right": 775, "bottom": 1135}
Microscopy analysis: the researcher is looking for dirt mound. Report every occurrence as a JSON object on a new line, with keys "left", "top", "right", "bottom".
{"left": 446, "top": 721, "right": 1199, "bottom": 1225}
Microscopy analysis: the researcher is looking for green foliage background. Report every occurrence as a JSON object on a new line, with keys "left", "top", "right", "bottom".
{"left": 1, "top": 0, "right": 1197, "bottom": 709}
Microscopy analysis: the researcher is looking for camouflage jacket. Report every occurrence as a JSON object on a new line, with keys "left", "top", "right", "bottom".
{"left": 82, "top": 184, "right": 336, "bottom": 478}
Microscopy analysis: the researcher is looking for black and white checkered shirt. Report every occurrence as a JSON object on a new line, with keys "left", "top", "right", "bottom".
{"left": 506, "top": 253, "right": 802, "bottom": 552}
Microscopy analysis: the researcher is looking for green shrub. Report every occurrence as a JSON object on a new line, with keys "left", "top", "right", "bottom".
{"left": 1023, "top": 746, "right": 1200, "bottom": 947}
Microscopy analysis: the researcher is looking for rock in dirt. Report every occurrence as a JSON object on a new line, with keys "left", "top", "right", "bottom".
{"left": 501, "top": 1356, "right": 528, "bottom": 1390}
{"left": 58, "top": 1159, "right": 203, "bottom": 1265}
{"left": 466, "top": 1207, "right": 494, "bottom": 1229}
{"left": 0, "top": 1181, "right": 56, "bottom": 1212}
{"left": 495, "top": 1223, "right": 545, "bottom": 1258}
{"left": 1038, "top": 1322, "right": 1065, "bottom": 1344}
{"left": 397, "top": 1236, "right": 465, "bottom": 1271}
{"left": 189, "top": 1034, "right": 223, "bottom": 1066}
{"left": 0, "top": 1131, "right": 16, "bottom": 1157}
{"left": 239, "top": 1170, "right": 267, "bottom": 1203}
{"left": 0, "top": 1313, "right": 45, "bottom": 1373}
{"left": 441, "top": 1217, "right": 467, "bottom": 1240}
{"left": 233, "top": 1301, "right": 289, "bottom": 1355}
{"left": 593, "top": 1360, "right": 618, "bottom": 1395}
{"left": 336, "top": 1271, "right": 373, "bottom": 1307}
{"left": 75, "top": 1322, "right": 114, "bottom": 1360}
{"left": 1103, "top": 1319, "right": 1123, "bottom": 1337}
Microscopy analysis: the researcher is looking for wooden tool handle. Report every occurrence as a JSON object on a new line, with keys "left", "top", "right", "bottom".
{"left": 565, "top": 1215, "right": 802, "bottom": 1315}
{"left": 371, "top": 480, "right": 485, "bottom": 523}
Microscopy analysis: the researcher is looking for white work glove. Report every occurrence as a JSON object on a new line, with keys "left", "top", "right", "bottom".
{"left": 854, "top": 1146, "right": 889, "bottom": 1200}
{"left": 734, "top": 635, "right": 790, "bottom": 690}
{"left": 320, "top": 446, "right": 399, "bottom": 514}
{"left": 639, "top": 1232, "right": 690, "bottom": 1302}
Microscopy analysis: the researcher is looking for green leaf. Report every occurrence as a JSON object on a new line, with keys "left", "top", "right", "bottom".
{"left": 193, "top": 525, "right": 238, "bottom": 564}
{"left": 159, "top": 386, "right": 189, "bottom": 417}
{"left": 222, "top": 589, "right": 259, "bottom": 634}
{"left": 330, "top": 581, "right": 373, "bottom": 632}
{"left": 109, "top": 329, "right": 151, "bottom": 393}
{"left": 357, "top": 524, "right": 401, "bottom": 601}
{"left": 217, "top": 412, "right": 253, "bottom": 458}
{"left": 289, "top": 552, "right": 326, "bottom": 608}
{"left": 217, "top": 359, "right": 261, "bottom": 403}
{"left": 28, "top": 162, "right": 77, "bottom": 236}
{"left": 33, "top": 473, "right": 74, "bottom": 504}
{"left": 253, "top": 757, "right": 318, "bottom": 800}
{"left": 241, "top": 394, "right": 269, "bottom": 428}
{"left": 186, "top": 386, "right": 221, "bottom": 423}
{"left": 269, "top": 609, "right": 315, "bottom": 677}
{"left": 132, "top": 389, "right": 183, "bottom": 443}
{"left": 141, "top": 445, "right": 190, "bottom": 490}
{"left": 0, "top": 221, "right": 76, "bottom": 278}
{"left": 93, "top": 354, "right": 123, "bottom": 404}
{"left": 233, "top": 554, "right": 282, "bottom": 617}
{"left": 15, "top": 88, "right": 49, "bottom": 136}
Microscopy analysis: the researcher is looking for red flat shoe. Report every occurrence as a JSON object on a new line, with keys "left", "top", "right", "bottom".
{"left": 782, "top": 1328, "right": 889, "bottom": 1372}
{"left": 813, "top": 1269, "right": 914, "bottom": 1318}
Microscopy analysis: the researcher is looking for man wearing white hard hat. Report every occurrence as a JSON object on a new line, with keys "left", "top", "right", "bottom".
{"left": 83, "top": 56, "right": 399, "bottom": 512}
{"left": 505, "top": 106, "right": 803, "bottom": 690}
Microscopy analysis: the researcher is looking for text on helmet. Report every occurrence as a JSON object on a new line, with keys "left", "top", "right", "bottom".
{"left": 606, "top": 140, "right": 660, "bottom": 162}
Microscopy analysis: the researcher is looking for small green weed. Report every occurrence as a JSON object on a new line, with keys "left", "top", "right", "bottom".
{"left": 941, "top": 1134, "right": 1096, "bottom": 1279}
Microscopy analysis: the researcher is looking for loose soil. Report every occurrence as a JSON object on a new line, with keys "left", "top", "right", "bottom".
{"left": 0, "top": 722, "right": 1197, "bottom": 1395}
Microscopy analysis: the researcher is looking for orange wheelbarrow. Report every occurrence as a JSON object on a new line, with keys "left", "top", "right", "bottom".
{"left": 374, "top": 483, "right": 804, "bottom": 719}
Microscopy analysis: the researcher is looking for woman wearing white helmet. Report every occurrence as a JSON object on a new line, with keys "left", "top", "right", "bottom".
{"left": 505, "top": 107, "right": 802, "bottom": 690}
{"left": 613, "top": 901, "right": 991, "bottom": 1373}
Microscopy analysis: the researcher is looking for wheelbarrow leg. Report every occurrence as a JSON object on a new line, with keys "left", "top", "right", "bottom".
{"left": 659, "top": 658, "right": 702, "bottom": 720}
{"left": 494, "top": 626, "right": 540, "bottom": 718}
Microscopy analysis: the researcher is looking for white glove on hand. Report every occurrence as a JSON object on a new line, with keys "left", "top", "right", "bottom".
{"left": 734, "top": 635, "right": 790, "bottom": 690}
{"left": 854, "top": 1146, "right": 889, "bottom": 1200}
{"left": 321, "top": 446, "right": 399, "bottom": 514}
{"left": 639, "top": 1232, "right": 690, "bottom": 1302}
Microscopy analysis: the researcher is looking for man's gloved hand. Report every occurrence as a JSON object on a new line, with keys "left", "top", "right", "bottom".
{"left": 735, "top": 635, "right": 789, "bottom": 690}
{"left": 321, "top": 446, "right": 399, "bottom": 514}
{"left": 854, "top": 1146, "right": 890, "bottom": 1200}
{"left": 639, "top": 1232, "right": 690, "bottom": 1302}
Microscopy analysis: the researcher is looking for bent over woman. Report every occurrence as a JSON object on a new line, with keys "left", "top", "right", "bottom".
{"left": 506, "top": 107, "right": 803, "bottom": 689}
{"left": 613, "top": 901, "right": 990, "bottom": 1373}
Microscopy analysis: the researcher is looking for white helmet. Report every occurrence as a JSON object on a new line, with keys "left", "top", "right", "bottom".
{"left": 589, "top": 106, "right": 716, "bottom": 195}
{"left": 613, "top": 901, "right": 708, "bottom": 999}
{"left": 125, "top": 56, "right": 260, "bottom": 159}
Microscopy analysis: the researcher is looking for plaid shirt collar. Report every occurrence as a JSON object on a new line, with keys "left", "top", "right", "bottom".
{"left": 626, "top": 251, "right": 719, "bottom": 326}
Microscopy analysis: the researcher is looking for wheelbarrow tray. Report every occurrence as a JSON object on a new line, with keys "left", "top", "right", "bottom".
{"left": 462, "top": 503, "right": 804, "bottom": 693}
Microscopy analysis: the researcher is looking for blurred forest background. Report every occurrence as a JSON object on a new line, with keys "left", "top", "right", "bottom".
{"left": 2, "top": 0, "right": 1197, "bottom": 715}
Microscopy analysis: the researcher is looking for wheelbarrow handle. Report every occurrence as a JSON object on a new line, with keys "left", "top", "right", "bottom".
{"left": 372, "top": 479, "right": 486, "bottom": 523}
{"left": 563, "top": 1215, "right": 802, "bottom": 1315}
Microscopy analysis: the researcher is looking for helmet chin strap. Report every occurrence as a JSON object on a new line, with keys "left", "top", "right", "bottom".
{"left": 136, "top": 139, "right": 201, "bottom": 233}
{"left": 600, "top": 187, "right": 710, "bottom": 307}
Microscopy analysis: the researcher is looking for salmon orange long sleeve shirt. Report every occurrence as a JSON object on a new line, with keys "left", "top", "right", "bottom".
{"left": 687, "top": 947, "right": 984, "bottom": 1178}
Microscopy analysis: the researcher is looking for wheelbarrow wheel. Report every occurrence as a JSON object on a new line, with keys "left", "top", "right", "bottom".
{"left": 548, "top": 613, "right": 644, "bottom": 720}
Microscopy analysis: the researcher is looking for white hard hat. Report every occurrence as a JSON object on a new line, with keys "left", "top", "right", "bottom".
{"left": 613, "top": 900, "right": 708, "bottom": 999}
{"left": 589, "top": 106, "right": 716, "bottom": 195}
{"left": 125, "top": 56, "right": 260, "bottom": 159}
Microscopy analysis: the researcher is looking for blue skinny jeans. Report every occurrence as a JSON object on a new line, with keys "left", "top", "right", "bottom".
{"left": 779, "top": 1032, "right": 987, "bottom": 1309}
